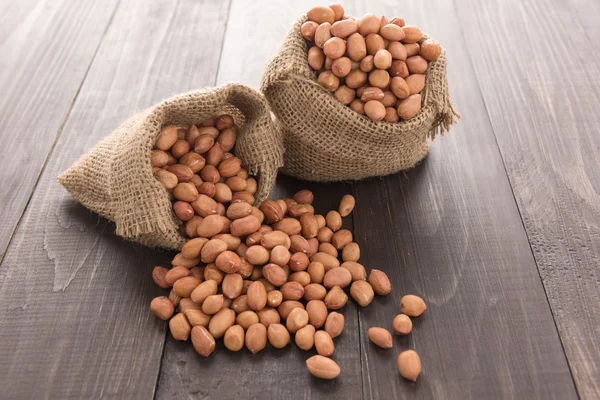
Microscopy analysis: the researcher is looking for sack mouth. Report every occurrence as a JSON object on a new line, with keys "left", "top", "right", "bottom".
{"left": 59, "top": 83, "right": 283, "bottom": 251}
{"left": 141, "top": 84, "right": 283, "bottom": 248}
{"left": 262, "top": 15, "right": 458, "bottom": 143}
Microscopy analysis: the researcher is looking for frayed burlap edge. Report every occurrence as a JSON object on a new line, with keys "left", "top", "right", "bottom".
{"left": 58, "top": 83, "right": 283, "bottom": 250}
{"left": 261, "top": 16, "right": 460, "bottom": 181}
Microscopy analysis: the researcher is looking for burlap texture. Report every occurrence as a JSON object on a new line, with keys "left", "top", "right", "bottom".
{"left": 58, "top": 83, "right": 284, "bottom": 250}
{"left": 261, "top": 17, "right": 459, "bottom": 181}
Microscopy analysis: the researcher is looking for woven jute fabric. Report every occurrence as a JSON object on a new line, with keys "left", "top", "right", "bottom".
{"left": 261, "top": 17, "right": 460, "bottom": 181}
{"left": 58, "top": 83, "right": 284, "bottom": 250}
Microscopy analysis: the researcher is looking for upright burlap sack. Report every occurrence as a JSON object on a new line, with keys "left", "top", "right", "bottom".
{"left": 58, "top": 83, "right": 284, "bottom": 250}
{"left": 261, "top": 17, "right": 459, "bottom": 181}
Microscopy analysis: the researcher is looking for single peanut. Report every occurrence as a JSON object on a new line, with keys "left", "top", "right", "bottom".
{"left": 400, "top": 295, "right": 427, "bottom": 317}
{"left": 306, "top": 355, "right": 340, "bottom": 379}
{"left": 306, "top": 300, "right": 328, "bottom": 328}
{"left": 286, "top": 307, "right": 309, "bottom": 333}
{"left": 324, "top": 286, "right": 348, "bottom": 310}
{"left": 169, "top": 313, "right": 191, "bottom": 341}
{"left": 307, "top": 5, "right": 335, "bottom": 24}
{"left": 368, "top": 327, "right": 393, "bottom": 348}
{"left": 150, "top": 296, "right": 174, "bottom": 320}
{"left": 173, "top": 276, "right": 202, "bottom": 298}
{"left": 314, "top": 330, "right": 335, "bottom": 356}
{"left": 208, "top": 308, "right": 235, "bottom": 338}
{"left": 236, "top": 310, "right": 259, "bottom": 330}
{"left": 323, "top": 267, "right": 352, "bottom": 289}
{"left": 295, "top": 324, "right": 316, "bottom": 350}
{"left": 245, "top": 323, "right": 267, "bottom": 354}
{"left": 191, "top": 325, "right": 216, "bottom": 357}
{"left": 398, "top": 350, "right": 422, "bottom": 381}
{"left": 393, "top": 314, "right": 413, "bottom": 335}
{"left": 247, "top": 281, "right": 267, "bottom": 311}
{"left": 368, "top": 269, "right": 392, "bottom": 295}
{"left": 324, "top": 311, "right": 345, "bottom": 338}
{"left": 267, "top": 323, "right": 291, "bottom": 349}
{"left": 223, "top": 324, "right": 245, "bottom": 352}
{"left": 319, "top": 242, "right": 338, "bottom": 257}
{"left": 341, "top": 242, "right": 360, "bottom": 262}
{"left": 257, "top": 307, "right": 281, "bottom": 328}
{"left": 350, "top": 280, "right": 375, "bottom": 307}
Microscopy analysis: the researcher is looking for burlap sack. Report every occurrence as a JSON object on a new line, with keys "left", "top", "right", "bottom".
{"left": 261, "top": 17, "right": 459, "bottom": 181}
{"left": 58, "top": 83, "right": 284, "bottom": 250}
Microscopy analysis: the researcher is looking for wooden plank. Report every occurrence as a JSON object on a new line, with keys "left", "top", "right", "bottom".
{"left": 0, "top": 0, "right": 230, "bottom": 398}
{"left": 343, "top": 0, "right": 579, "bottom": 398}
{"left": 454, "top": 0, "right": 600, "bottom": 397}
{"left": 155, "top": 1, "right": 363, "bottom": 398}
{"left": 157, "top": 177, "right": 362, "bottom": 400}
{"left": 569, "top": 0, "right": 600, "bottom": 46}
{"left": 0, "top": 0, "right": 119, "bottom": 260}
{"left": 215, "top": 0, "right": 330, "bottom": 89}
{"left": 0, "top": 0, "right": 46, "bottom": 41}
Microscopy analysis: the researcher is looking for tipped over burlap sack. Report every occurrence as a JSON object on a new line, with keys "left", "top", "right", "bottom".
{"left": 261, "top": 17, "right": 459, "bottom": 181}
{"left": 58, "top": 83, "right": 284, "bottom": 250}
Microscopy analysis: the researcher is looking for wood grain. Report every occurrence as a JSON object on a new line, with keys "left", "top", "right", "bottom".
{"left": 346, "top": 0, "right": 578, "bottom": 398}
{"left": 0, "top": 0, "right": 230, "bottom": 398}
{"left": 569, "top": 0, "right": 600, "bottom": 46}
{"left": 215, "top": 0, "right": 328, "bottom": 89}
{"left": 455, "top": 0, "right": 600, "bottom": 397}
{"left": 0, "top": 0, "right": 119, "bottom": 260}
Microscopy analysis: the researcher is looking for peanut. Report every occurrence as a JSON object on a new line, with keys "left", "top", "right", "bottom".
{"left": 306, "top": 355, "right": 340, "bottom": 379}
{"left": 307, "top": 5, "right": 335, "bottom": 25}
{"left": 286, "top": 307, "right": 309, "bottom": 333}
{"left": 150, "top": 296, "right": 174, "bottom": 320}
{"left": 323, "top": 267, "right": 352, "bottom": 289}
{"left": 397, "top": 350, "right": 422, "bottom": 381}
{"left": 368, "top": 269, "right": 392, "bottom": 295}
{"left": 245, "top": 323, "right": 267, "bottom": 354}
{"left": 314, "top": 330, "right": 335, "bottom": 356}
{"left": 350, "top": 280, "right": 375, "bottom": 307}
{"left": 400, "top": 295, "right": 427, "bottom": 317}
{"left": 191, "top": 326, "right": 216, "bottom": 357}
{"left": 247, "top": 281, "right": 267, "bottom": 311}
{"left": 208, "top": 308, "right": 235, "bottom": 338}
{"left": 324, "top": 286, "right": 348, "bottom": 310}
{"left": 295, "top": 324, "right": 316, "bottom": 350}
{"left": 306, "top": 300, "right": 328, "bottom": 328}
{"left": 324, "top": 311, "right": 345, "bottom": 338}
{"left": 236, "top": 310, "right": 259, "bottom": 330}
{"left": 368, "top": 327, "right": 393, "bottom": 348}
{"left": 301, "top": 21, "right": 319, "bottom": 41}
{"left": 397, "top": 94, "right": 422, "bottom": 120}
{"left": 341, "top": 242, "right": 360, "bottom": 262}
{"left": 393, "top": 314, "right": 413, "bottom": 335}
{"left": 267, "top": 323, "right": 291, "bottom": 349}
{"left": 223, "top": 325, "right": 244, "bottom": 352}
{"left": 257, "top": 307, "right": 280, "bottom": 328}
{"left": 169, "top": 313, "right": 191, "bottom": 341}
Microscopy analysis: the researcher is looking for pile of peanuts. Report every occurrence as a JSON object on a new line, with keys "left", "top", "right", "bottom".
{"left": 150, "top": 117, "right": 425, "bottom": 381}
{"left": 301, "top": 4, "right": 441, "bottom": 122}
{"left": 151, "top": 115, "right": 259, "bottom": 224}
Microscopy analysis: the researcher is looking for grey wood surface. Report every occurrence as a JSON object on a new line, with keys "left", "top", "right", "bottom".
{"left": 0, "top": 0, "right": 597, "bottom": 398}
{"left": 0, "top": 0, "right": 229, "bottom": 398}
{"left": 455, "top": 0, "right": 600, "bottom": 398}
{"left": 347, "top": 0, "right": 577, "bottom": 398}
{"left": 0, "top": 0, "right": 119, "bottom": 260}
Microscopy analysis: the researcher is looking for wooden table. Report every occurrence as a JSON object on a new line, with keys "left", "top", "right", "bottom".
{"left": 1, "top": 1, "right": 598, "bottom": 399}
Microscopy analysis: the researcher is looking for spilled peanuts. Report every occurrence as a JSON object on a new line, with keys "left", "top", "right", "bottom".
{"left": 149, "top": 90, "right": 427, "bottom": 384}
